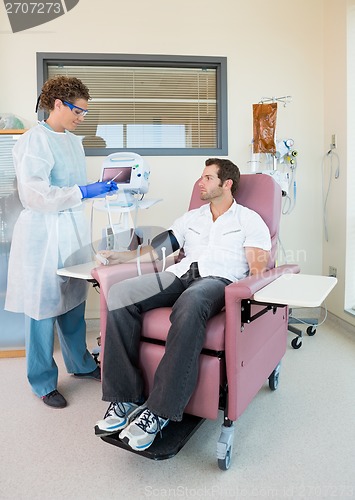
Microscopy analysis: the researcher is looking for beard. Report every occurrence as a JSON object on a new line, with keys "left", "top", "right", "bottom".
{"left": 200, "top": 186, "right": 224, "bottom": 201}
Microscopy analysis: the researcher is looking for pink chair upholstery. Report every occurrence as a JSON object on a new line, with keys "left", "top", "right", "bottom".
{"left": 92, "top": 174, "right": 299, "bottom": 425}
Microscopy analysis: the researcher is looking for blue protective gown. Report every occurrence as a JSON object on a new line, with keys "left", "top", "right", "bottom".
{"left": 5, "top": 122, "right": 92, "bottom": 320}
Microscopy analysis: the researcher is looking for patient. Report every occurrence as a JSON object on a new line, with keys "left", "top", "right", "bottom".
{"left": 94, "top": 158, "right": 271, "bottom": 451}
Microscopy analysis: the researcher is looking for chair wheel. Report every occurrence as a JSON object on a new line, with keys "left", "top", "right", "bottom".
{"left": 268, "top": 362, "right": 281, "bottom": 390}
{"left": 217, "top": 424, "right": 234, "bottom": 471}
{"left": 291, "top": 337, "right": 302, "bottom": 349}
{"left": 307, "top": 325, "right": 316, "bottom": 336}
{"left": 218, "top": 445, "right": 232, "bottom": 470}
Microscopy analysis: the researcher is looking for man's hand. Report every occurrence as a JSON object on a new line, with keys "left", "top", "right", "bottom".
{"left": 245, "top": 247, "right": 270, "bottom": 276}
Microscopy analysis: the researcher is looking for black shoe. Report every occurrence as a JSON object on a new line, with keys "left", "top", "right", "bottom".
{"left": 41, "top": 390, "right": 67, "bottom": 409}
{"left": 74, "top": 366, "right": 101, "bottom": 381}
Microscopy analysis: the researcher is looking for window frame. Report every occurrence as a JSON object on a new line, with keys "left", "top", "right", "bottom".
{"left": 36, "top": 52, "right": 228, "bottom": 156}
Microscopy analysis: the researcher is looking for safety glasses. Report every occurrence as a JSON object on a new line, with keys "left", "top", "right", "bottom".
{"left": 62, "top": 100, "right": 89, "bottom": 117}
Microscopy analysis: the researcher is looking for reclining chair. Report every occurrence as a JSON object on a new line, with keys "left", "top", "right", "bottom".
{"left": 92, "top": 173, "right": 299, "bottom": 470}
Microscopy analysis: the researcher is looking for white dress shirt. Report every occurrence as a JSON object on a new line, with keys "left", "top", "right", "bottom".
{"left": 166, "top": 200, "right": 271, "bottom": 283}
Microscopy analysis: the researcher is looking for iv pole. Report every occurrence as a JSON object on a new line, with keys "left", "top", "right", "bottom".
{"left": 259, "top": 95, "right": 292, "bottom": 107}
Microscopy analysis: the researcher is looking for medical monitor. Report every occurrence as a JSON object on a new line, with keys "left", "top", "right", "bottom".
{"left": 100, "top": 152, "right": 150, "bottom": 195}
{"left": 101, "top": 166, "right": 132, "bottom": 185}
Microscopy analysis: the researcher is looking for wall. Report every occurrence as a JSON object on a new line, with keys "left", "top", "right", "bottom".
{"left": 322, "top": 0, "right": 355, "bottom": 328}
{"left": 0, "top": 0, "right": 332, "bottom": 319}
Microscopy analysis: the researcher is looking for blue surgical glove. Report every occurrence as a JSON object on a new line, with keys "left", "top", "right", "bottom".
{"left": 79, "top": 181, "right": 118, "bottom": 199}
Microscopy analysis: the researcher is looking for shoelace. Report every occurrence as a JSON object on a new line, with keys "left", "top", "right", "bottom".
{"left": 135, "top": 410, "right": 165, "bottom": 436}
{"left": 104, "top": 402, "right": 129, "bottom": 419}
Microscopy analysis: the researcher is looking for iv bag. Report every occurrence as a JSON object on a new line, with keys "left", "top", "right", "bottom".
{"left": 252, "top": 103, "right": 277, "bottom": 154}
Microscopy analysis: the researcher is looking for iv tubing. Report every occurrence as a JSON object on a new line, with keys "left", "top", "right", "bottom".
{"left": 321, "top": 150, "right": 339, "bottom": 242}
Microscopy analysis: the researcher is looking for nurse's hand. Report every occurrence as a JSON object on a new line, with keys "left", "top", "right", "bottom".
{"left": 79, "top": 181, "right": 118, "bottom": 199}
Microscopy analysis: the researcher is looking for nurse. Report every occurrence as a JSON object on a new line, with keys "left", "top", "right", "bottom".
{"left": 5, "top": 76, "right": 118, "bottom": 408}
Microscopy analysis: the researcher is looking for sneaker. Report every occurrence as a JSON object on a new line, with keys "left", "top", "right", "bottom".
{"left": 94, "top": 402, "right": 144, "bottom": 437}
{"left": 74, "top": 366, "right": 101, "bottom": 381}
{"left": 119, "top": 408, "right": 169, "bottom": 451}
{"left": 41, "top": 390, "right": 67, "bottom": 409}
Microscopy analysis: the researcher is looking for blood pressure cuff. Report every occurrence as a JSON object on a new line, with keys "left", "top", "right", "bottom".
{"left": 151, "top": 230, "right": 180, "bottom": 260}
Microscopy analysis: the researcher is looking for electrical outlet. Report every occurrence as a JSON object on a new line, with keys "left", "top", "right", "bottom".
{"left": 329, "top": 266, "right": 337, "bottom": 277}
{"left": 331, "top": 134, "right": 337, "bottom": 150}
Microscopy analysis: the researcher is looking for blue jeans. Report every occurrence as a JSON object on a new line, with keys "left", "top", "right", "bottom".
{"left": 102, "top": 264, "right": 231, "bottom": 421}
{"left": 25, "top": 302, "right": 97, "bottom": 397}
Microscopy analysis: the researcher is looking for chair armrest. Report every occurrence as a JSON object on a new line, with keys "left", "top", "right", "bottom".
{"left": 91, "top": 254, "right": 179, "bottom": 296}
{"left": 91, "top": 261, "right": 162, "bottom": 304}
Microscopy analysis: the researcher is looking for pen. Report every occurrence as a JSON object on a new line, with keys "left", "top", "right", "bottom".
{"left": 107, "top": 172, "right": 122, "bottom": 184}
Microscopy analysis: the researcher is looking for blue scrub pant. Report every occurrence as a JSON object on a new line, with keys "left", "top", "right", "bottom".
{"left": 25, "top": 302, "right": 97, "bottom": 398}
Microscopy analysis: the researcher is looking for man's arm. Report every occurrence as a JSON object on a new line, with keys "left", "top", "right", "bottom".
{"left": 244, "top": 247, "right": 270, "bottom": 276}
{"left": 96, "top": 245, "right": 158, "bottom": 266}
{"left": 96, "top": 230, "right": 180, "bottom": 266}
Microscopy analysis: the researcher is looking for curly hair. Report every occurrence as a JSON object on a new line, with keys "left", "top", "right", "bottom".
{"left": 205, "top": 158, "right": 240, "bottom": 195}
{"left": 38, "top": 76, "right": 91, "bottom": 112}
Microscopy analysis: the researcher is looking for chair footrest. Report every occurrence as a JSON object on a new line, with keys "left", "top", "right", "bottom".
{"left": 100, "top": 413, "right": 205, "bottom": 460}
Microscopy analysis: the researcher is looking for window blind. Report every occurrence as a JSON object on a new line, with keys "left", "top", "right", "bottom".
{"left": 47, "top": 65, "right": 217, "bottom": 150}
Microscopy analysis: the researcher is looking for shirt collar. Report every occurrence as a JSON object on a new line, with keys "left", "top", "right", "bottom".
{"left": 200, "top": 199, "right": 237, "bottom": 217}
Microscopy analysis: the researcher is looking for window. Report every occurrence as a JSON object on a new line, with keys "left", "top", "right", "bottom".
{"left": 37, "top": 53, "right": 228, "bottom": 156}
